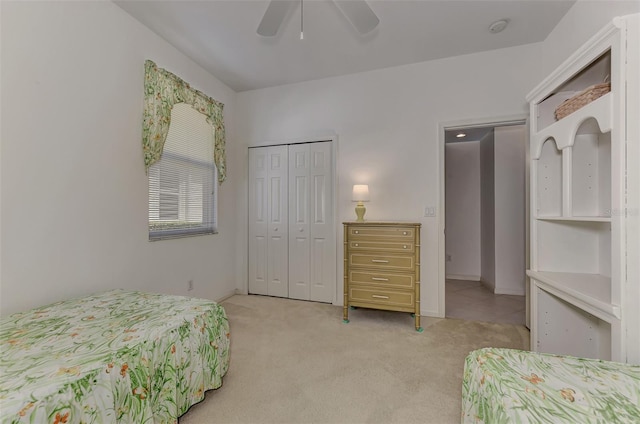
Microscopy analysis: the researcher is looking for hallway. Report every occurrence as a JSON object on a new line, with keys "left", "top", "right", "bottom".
{"left": 445, "top": 279, "right": 526, "bottom": 325}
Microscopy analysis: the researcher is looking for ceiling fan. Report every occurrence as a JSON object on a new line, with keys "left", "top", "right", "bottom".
{"left": 257, "top": 0, "right": 380, "bottom": 38}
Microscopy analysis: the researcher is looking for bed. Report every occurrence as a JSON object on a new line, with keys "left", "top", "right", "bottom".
{"left": 462, "top": 347, "right": 640, "bottom": 423}
{"left": 0, "top": 289, "right": 230, "bottom": 423}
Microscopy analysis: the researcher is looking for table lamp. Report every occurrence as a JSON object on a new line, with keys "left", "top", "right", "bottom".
{"left": 352, "top": 185, "right": 370, "bottom": 222}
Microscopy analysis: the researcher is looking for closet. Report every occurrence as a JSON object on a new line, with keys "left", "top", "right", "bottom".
{"left": 248, "top": 141, "right": 335, "bottom": 303}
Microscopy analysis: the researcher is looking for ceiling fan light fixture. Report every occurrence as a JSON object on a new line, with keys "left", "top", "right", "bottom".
{"left": 334, "top": 0, "right": 379, "bottom": 34}
{"left": 488, "top": 19, "right": 509, "bottom": 34}
{"left": 257, "top": 0, "right": 293, "bottom": 37}
{"left": 257, "top": 0, "right": 379, "bottom": 38}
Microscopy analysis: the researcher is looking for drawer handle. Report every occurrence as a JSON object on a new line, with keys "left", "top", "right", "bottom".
{"left": 403, "top": 231, "right": 407, "bottom": 235}
{"left": 371, "top": 259, "right": 389, "bottom": 263}
{"left": 354, "top": 230, "right": 359, "bottom": 234}
{"left": 403, "top": 245, "right": 408, "bottom": 249}
{"left": 372, "top": 295, "right": 390, "bottom": 299}
{"left": 371, "top": 277, "right": 389, "bottom": 281}
{"left": 354, "top": 243, "right": 359, "bottom": 247}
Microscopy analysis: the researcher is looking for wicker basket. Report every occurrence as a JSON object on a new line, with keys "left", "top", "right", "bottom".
{"left": 554, "top": 82, "right": 611, "bottom": 120}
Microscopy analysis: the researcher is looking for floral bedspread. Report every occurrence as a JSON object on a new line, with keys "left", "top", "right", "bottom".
{"left": 462, "top": 347, "right": 640, "bottom": 423}
{"left": 0, "top": 290, "right": 230, "bottom": 424}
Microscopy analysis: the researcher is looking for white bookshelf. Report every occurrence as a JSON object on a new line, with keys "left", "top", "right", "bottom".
{"left": 526, "top": 15, "right": 639, "bottom": 363}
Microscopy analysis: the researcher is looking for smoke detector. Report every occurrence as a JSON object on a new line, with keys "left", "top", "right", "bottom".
{"left": 489, "top": 19, "right": 509, "bottom": 34}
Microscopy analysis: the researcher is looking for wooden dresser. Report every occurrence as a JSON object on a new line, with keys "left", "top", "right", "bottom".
{"left": 343, "top": 222, "right": 422, "bottom": 331}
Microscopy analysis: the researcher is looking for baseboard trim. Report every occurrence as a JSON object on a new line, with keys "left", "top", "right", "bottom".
{"left": 216, "top": 290, "right": 238, "bottom": 303}
{"left": 479, "top": 278, "right": 495, "bottom": 293}
{"left": 446, "top": 274, "right": 480, "bottom": 281}
{"left": 494, "top": 288, "right": 526, "bottom": 296}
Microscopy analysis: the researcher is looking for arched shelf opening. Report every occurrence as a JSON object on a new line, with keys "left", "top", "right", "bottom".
{"left": 532, "top": 91, "right": 612, "bottom": 155}
{"left": 571, "top": 117, "right": 611, "bottom": 218}
{"left": 536, "top": 137, "right": 563, "bottom": 217}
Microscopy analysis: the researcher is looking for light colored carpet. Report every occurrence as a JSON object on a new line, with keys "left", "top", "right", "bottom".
{"left": 180, "top": 294, "right": 529, "bottom": 424}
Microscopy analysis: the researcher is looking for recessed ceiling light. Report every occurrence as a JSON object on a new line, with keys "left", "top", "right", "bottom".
{"left": 456, "top": 133, "right": 466, "bottom": 138}
{"left": 489, "top": 19, "right": 509, "bottom": 34}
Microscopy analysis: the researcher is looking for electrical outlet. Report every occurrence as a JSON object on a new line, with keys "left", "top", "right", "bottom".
{"left": 424, "top": 206, "right": 436, "bottom": 217}
{"left": 187, "top": 280, "right": 194, "bottom": 291}
{"left": 446, "top": 254, "right": 452, "bottom": 262}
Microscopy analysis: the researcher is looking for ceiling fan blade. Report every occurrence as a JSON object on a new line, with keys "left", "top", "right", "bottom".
{"left": 334, "top": 0, "right": 379, "bottom": 35}
{"left": 257, "top": 0, "right": 293, "bottom": 37}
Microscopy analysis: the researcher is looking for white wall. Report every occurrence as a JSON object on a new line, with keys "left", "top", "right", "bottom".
{"left": 0, "top": 1, "right": 241, "bottom": 316}
{"left": 540, "top": 0, "right": 640, "bottom": 77}
{"left": 237, "top": 44, "right": 542, "bottom": 316}
{"left": 479, "top": 131, "right": 496, "bottom": 292}
{"left": 2, "top": 0, "right": 633, "bottom": 319}
{"left": 445, "top": 142, "right": 480, "bottom": 280}
{"left": 494, "top": 125, "right": 526, "bottom": 295}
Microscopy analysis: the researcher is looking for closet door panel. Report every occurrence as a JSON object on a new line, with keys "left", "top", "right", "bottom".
{"left": 249, "top": 141, "right": 334, "bottom": 302}
{"left": 248, "top": 148, "right": 269, "bottom": 295}
{"left": 309, "top": 142, "right": 335, "bottom": 303}
{"left": 288, "top": 144, "right": 311, "bottom": 300}
{"left": 267, "top": 146, "right": 289, "bottom": 297}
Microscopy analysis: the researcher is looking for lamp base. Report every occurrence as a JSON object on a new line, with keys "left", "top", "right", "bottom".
{"left": 355, "top": 202, "right": 366, "bottom": 222}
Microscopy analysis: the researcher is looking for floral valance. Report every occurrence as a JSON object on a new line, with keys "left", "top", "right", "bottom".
{"left": 142, "top": 60, "right": 226, "bottom": 183}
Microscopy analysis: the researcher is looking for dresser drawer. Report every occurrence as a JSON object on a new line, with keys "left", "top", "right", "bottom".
{"left": 349, "top": 253, "right": 414, "bottom": 271}
{"left": 349, "top": 270, "right": 414, "bottom": 289}
{"left": 349, "top": 240, "right": 414, "bottom": 253}
{"left": 349, "top": 226, "right": 415, "bottom": 242}
{"left": 349, "top": 287, "right": 414, "bottom": 308}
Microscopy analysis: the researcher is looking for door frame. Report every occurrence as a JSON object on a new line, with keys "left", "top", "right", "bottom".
{"left": 246, "top": 134, "right": 339, "bottom": 303}
{"left": 438, "top": 115, "right": 528, "bottom": 319}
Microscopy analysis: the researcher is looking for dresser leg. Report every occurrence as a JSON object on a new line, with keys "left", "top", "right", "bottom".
{"left": 343, "top": 304, "right": 349, "bottom": 323}
{"left": 415, "top": 314, "right": 423, "bottom": 332}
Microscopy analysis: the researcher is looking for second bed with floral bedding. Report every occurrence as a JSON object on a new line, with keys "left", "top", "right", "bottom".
{"left": 462, "top": 347, "right": 640, "bottom": 423}
{"left": 0, "top": 289, "right": 230, "bottom": 423}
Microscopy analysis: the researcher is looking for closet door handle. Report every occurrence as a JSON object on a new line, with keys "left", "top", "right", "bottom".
{"left": 274, "top": 227, "right": 278, "bottom": 232}
{"left": 371, "top": 277, "right": 389, "bottom": 282}
{"left": 299, "top": 227, "right": 304, "bottom": 232}
{"left": 371, "top": 259, "right": 389, "bottom": 263}
{"left": 372, "top": 295, "right": 390, "bottom": 299}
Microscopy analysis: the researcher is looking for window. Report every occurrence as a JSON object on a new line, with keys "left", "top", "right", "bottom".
{"left": 148, "top": 103, "right": 217, "bottom": 240}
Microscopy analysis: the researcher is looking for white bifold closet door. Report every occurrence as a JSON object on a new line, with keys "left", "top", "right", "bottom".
{"left": 248, "top": 141, "right": 334, "bottom": 302}
{"left": 288, "top": 142, "right": 334, "bottom": 302}
{"left": 248, "top": 145, "right": 288, "bottom": 297}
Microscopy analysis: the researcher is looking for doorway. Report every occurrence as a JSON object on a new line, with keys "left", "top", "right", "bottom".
{"left": 441, "top": 119, "right": 528, "bottom": 325}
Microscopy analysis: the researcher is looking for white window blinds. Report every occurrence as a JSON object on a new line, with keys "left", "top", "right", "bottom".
{"left": 148, "top": 103, "right": 217, "bottom": 240}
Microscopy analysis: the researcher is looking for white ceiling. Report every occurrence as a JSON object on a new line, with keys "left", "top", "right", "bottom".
{"left": 116, "top": 0, "right": 575, "bottom": 92}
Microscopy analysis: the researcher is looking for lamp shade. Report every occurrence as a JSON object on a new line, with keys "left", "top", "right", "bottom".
{"left": 352, "top": 184, "right": 370, "bottom": 202}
